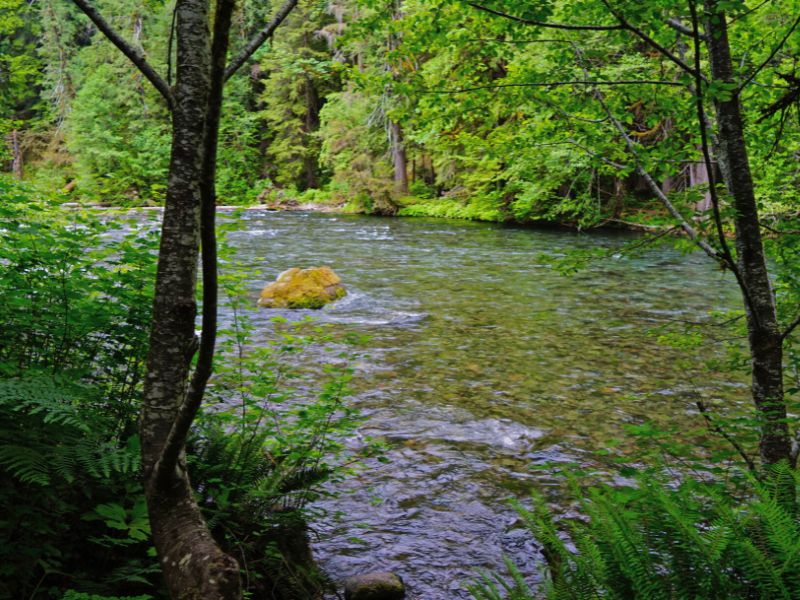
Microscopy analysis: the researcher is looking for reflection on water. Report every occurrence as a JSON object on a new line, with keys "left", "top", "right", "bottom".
{"left": 221, "top": 211, "right": 744, "bottom": 599}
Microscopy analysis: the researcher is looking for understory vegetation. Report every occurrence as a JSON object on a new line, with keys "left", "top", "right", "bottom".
{"left": 471, "top": 468, "right": 800, "bottom": 600}
{"left": 0, "top": 179, "right": 370, "bottom": 599}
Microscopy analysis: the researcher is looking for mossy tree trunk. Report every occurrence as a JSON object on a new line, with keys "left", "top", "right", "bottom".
{"left": 70, "top": 0, "right": 299, "bottom": 596}
{"left": 702, "top": 0, "right": 792, "bottom": 469}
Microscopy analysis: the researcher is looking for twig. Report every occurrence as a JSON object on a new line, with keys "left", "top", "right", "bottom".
{"left": 781, "top": 314, "right": 800, "bottom": 341}
{"left": 224, "top": 0, "right": 298, "bottom": 81}
{"left": 461, "top": 37, "right": 575, "bottom": 44}
{"left": 696, "top": 400, "right": 759, "bottom": 477}
{"left": 419, "top": 80, "right": 685, "bottom": 94}
{"left": 760, "top": 221, "right": 800, "bottom": 236}
{"left": 600, "top": 0, "right": 702, "bottom": 80}
{"left": 738, "top": 12, "right": 800, "bottom": 91}
{"left": 166, "top": 3, "right": 177, "bottom": 86}
{"left": 467, "top": 2, "right": 624, "bottom": 31}
{"left": 665, "top": 16, "right": 706, "bottom": 39}
{"left": 729, "top": 0, "right": 774, "bottom": 23}
{"left": 688, "top": 3, "right": 744, "bottom": 282}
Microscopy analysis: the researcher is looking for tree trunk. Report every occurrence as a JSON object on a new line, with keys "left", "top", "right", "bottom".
{"left": 140, "top": 0, "right": 241, "bottom": 596}
{"left": 704, "top": 0, "right": 791, "bottom": 468}
{"left": 303, "top": 72, "right": 320, "bottom": 190}
{"left": 688, "top": 160, "right": 711, "bottom": 212}
{"left": 388, "top": 1, "right": 408, "bottom": 195}
{"left": 10, "top": 129, "right": 22, "bottom": 179}
{"left": 390, "top": 120, "right": 408, "bottom": 194}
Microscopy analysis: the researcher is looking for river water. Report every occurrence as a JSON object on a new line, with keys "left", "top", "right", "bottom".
{"left": 223, "top": 210, "right": 745, "bottom": 599}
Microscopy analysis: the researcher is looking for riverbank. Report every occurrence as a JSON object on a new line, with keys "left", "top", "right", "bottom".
{"left": 60, "top": 191, "right": 675, "bottom": 235}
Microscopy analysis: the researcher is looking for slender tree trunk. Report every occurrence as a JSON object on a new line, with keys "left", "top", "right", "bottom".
{"left": 10, "top": 130, "right": 22, "bottom": 179}
{"left": 390, "top": 120, "right": 408, "bottom": 194}
{"left": 303, "top": 72, "right": 320, "bottom": 190}
{"left": 688, "top": 160, "right": 712, "bottom": 212}
{"left": 388, "top": 0, "right": 408, "bottom": 195}
{"left": 704, "top": 0, "right": 791, "bottom": 468}
{"left": 140, "top": 0, "right": 241, "bottom": 596}
{"left": 71, "top": 0, "right": 298, "bottom": 594}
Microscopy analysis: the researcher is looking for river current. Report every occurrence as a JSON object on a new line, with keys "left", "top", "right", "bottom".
{"left": 218, "top": 210, "right": 746, "bottom": 599}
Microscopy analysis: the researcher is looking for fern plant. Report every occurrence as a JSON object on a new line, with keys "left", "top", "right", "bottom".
{"left": 0, "top": 377, "right": 139, "bottom": 485}
{"left": 469, "top": 467, "right": 800, "bottom": 600}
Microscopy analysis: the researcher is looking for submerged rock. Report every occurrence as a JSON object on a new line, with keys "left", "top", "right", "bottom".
{"left": 343, "top": 572, "right": 405, "bottom": 600}
{"left": 258, "top": 266, "right": 346, "bottom": 309}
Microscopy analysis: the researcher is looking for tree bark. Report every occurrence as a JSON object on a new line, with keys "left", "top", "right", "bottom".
{"left": 390, "top": 120, "right": 408, "bottom": 194}
{"left": 388, "top": 1, "right": 408, "bottom": 195}
{"left": 10, "top": 129, "right": 22, "bottom": 179}
{"left": 140, "top": 0, "right": 241, "bottom": 596}
{"left": 71, "top": 0, "right": 299, "bottom": 594}
{"left": 303, "top": 72, "right": 321, "bottom": 190}
{"left": 704, "top": 0, "right": 791, "bottom": 468}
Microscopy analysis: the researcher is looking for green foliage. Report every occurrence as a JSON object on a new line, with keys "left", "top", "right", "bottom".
{"left": 0, "top": 180, "right": 375, "bottom": 597}
{"left": 469, "top": 467, "right": 800, "bottom": 600}
{"left": 3, "top": 0, "right": 800, "bottom": 231}
{"left": 257, "top": 3, "right": 339, "bottom": 192}
{"left": 319, "top": 90, "right": 396, "bottom": 212}
{"left": 0, "top": 378, "right": 140, "bottom": 486}
{"left": 0, "top": 0, "right": 41, "bottom": 163}
{"left": 67, "top": 62, "right": 170, "bottom": 201}
{"left": 0, "top": 177, "right": 161, "bottom": 599}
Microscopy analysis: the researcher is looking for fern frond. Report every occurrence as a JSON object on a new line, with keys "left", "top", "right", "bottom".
{"left": 0, "top": 444, "right": 51, "bottom": 485}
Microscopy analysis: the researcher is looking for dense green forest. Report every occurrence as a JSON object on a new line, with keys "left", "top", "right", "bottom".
{"left": 4, "top": 0, "right": 798, "bottom": 225}
{"left": 3, "top": 0, "right": 800, "bottom": 599}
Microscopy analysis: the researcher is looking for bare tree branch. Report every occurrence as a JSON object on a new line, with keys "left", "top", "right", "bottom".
{"left": 729, "top": 0, "right": 774, "bottom": 23}
{"left": 564, "top": 138, "right": 626, "bottom": 169}
{"left": 70, "top": 0, "right": 173, "bottom": 110}
{"left": 665, "top": 16, "right": 706, "bottom": 39}
{"left": 224, "top": 0, "right": 298, "bottom": 81}
{"left": 696, "top": 400, "right": 760, "bottom": 477}
{"left": 760, "top": 220, "right": 800, "bottom": 236}
{"left": 467, "top": 0, "right": 702, "bottom": 81}
{"left": 461, "top": 37, "right": 575, "bottom": 44}
{"left": 782, "top": 314, "right": 800, "bottom": 341}
{"left": 757, "top": 72, "right": 800, "bottom": 123}
{"left": 600, "top": 0, "right": 703, "bottom": 81}
{"left": 571, "top": 45, "right": 723, "bottom": 263}
{"left": 467, "top": 2, "right": 625, "bottom": 30}
{"left": 738, "top": 12, "right": 800, "bottom": 91}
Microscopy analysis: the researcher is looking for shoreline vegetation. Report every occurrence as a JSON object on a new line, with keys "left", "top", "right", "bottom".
{"left": 55, "top": 191, "right": 764, "bottom": 237}
{"left": 54, "top": 187, "right": 691, "bottom": 233}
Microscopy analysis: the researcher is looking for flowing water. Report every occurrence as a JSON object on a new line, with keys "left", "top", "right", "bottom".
{"left": 221, "top": 210, "right": 747, "bottom": 599}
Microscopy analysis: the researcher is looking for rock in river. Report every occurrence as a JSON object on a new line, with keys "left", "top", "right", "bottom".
{"left": 343, "top": 572, "right": 405, "bottom": 600}
{"left": 258, "top": 266, "right": 346, "bottom": 309}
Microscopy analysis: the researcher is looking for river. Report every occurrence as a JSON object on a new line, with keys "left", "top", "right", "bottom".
{"left": 223, "top": 210, "right": 744, "bottom": 599}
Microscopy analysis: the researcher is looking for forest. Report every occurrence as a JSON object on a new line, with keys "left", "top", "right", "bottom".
{"left": 2, "top": 0, "right": 800, "bottom": 598}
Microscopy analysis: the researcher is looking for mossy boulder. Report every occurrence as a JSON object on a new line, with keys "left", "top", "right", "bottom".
{"left": 343, "top": 572, "right": 405, "bottom": 600}
{"left": 258, "top": 266, "right": 346, "bottom": 309}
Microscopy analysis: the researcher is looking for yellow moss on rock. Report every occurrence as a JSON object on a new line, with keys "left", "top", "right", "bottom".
{"left": 258, "top": 266, "right": 346, "bottom": 309}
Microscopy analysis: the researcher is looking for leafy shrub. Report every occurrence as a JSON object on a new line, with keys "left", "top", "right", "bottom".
{"left": 0, "top": 179, "right": 374, "bottom": 598}
{"left": 0, "top": 177, "right": 161, "bottom": 598}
